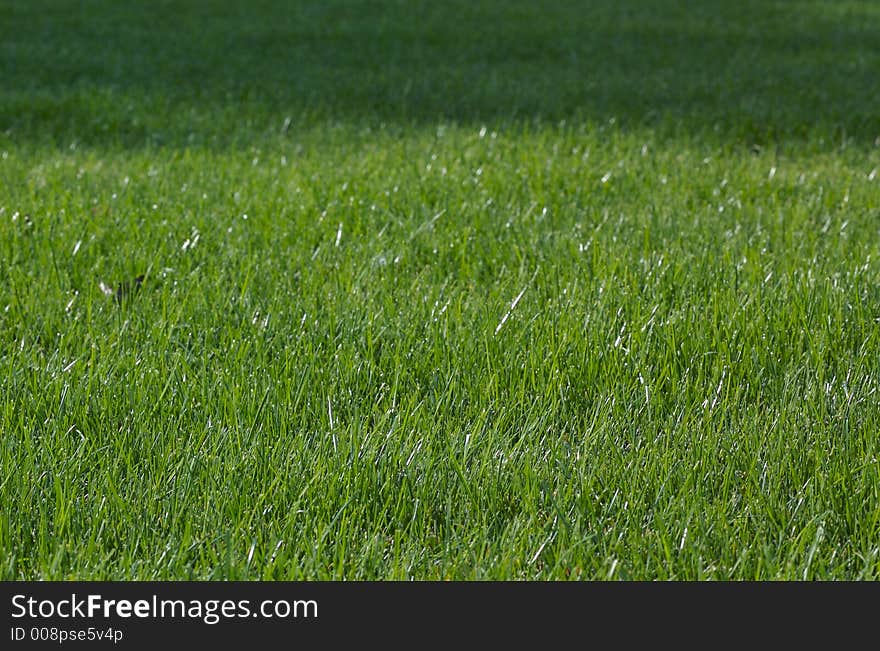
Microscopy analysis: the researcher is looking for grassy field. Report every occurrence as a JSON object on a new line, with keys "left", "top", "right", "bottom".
{"left": 2, "top": 0, "right": 880, "bottom": 579}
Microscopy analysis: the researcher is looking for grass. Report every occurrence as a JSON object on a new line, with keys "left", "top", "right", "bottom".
{"left": 1, "top": 0, "right": 880, "bottom": 580}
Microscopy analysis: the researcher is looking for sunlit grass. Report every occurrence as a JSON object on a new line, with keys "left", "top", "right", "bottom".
{"left": 1, "top": 0, "right": 880, "bottom": 579}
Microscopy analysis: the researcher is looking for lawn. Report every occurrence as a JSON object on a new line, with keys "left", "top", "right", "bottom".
{"left": 2, "top": 0, "right": 879, "bottom": 579}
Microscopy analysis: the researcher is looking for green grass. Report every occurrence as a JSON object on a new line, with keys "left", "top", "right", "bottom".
{"left": 2, "top": 0, "right": 880, "bottom": 580}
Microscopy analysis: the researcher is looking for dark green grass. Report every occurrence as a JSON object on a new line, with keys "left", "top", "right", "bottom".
{"left": 1, "top": 1, "right": 880, "bottom": 579}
